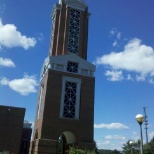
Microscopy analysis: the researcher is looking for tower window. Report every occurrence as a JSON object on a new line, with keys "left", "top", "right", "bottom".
{"left": 49, "top": 11, "right": 56, "bottom": 54}
{"left": 67, "top": 61, "right": 78, "bottom": 73}
{"left": 37, "top": 84, "right": 44, "bottom": 120}
{"left": 63, "top": 82, "right": 76, "bottom": 118}
{"left": 60, "top": 76, "right": 81, "bottom": 119}
{"left": 68, "top": 9, "right": 81, "bottom": 54}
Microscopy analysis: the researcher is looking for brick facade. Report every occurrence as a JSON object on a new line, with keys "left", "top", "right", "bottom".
{"left": 29, "top": 0, "right": 95, "bottom": 153}
{"left": 0, "top": 105, "right": 25, "bottom": 154}
{"left": 30, "top": 69, "right": 95, "bottom": 153}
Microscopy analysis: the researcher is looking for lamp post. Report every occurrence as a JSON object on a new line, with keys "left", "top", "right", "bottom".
{"left": 136, "top": 114, "right": 144, "bottom": 154}
{"left": 129, "top": 140, "right": 134, "bottom": 154}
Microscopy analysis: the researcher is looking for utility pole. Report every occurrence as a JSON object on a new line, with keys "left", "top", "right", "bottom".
{"left": 143, "top": 107, "right": 148, "bottom": 143}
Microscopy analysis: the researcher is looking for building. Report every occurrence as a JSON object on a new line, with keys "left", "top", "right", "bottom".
{"left": 29, "top": 0, "right": 96, "bottom": 153}
{"left": 20, "top": 121, "right": 32, "bottom": 154}
{"left": 0, "top": 105, "right": 25, "bottom": 154}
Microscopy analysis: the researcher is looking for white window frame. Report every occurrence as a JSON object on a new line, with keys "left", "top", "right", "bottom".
{"left": 60, "top": 76, "right": 81, "bottom": 119}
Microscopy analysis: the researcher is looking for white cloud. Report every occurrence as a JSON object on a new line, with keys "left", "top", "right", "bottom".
{"left": 37, "top": 33, "right": 44, "bottom": 41}
{"left": 132, "top": 131, "right": 137, "bottom": 135}
{"left": 0, "top": 77, "right": 9, "bottom": 85}
{"left": 0, "top": 57, "right": 15, "bottom": 67}
{"left": 110, "top": 30, "right": 116, "bottom": 36}
{"left": 0, "top": 74, "right": 38, "bottom": 95}
{"left": 95, "top": 38, "right": 154, "bottom": 83}
{"left": 96, "top": 140, "right": 123, "bottom": 150}
{"left": 110, "top": 29, "right": 121, "bottom": 47}
{"left": 105, "top": 70, "right": 123, "bottom": 81}
{"left": 97, "top": 140, "right": 111, "bottom": 146}
{"left": 149, "top": 132, "right": 154, "bottom": 140}
{"left": 136, "top": 74, "right": 146, "bottom": 82}
{"left": 113, "top": 41, "right": 117, "bottom": 47}
{"left": 0, "top": 45, "right": 2, "bottom": 51}
{"left": 104, "top": 135, "right": 126, "bottom": 140}
{"left": 0, "top": 19, "right": 36, "bottom": 50}
{"left": 149, "top": 79, "right": 154, "bottom": 85}
{"left": 117, "top": 32, "right": 121, "bottom": 40}
{"left": 94, "top": 123, "right": 129, "bottom": 130}
{"left": 127, "top": 74, "right": 133, "bottom": 81}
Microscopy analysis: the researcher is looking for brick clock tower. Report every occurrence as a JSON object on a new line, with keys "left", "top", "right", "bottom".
{"left": 29, "top": 0, "right": 95, "bottom": 153}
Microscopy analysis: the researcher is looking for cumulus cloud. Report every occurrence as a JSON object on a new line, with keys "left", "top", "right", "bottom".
{"left": 127, "top": 74, "right": 133, "bottom": 81}
{"left": 104, "top": 135, "right": 126, "bottom": 140}
{"left": 96, "top": 140, "right": 123, "bottom": 150}
{"left": 105, "top": 70, "right": 123, "bottom": 81}
{"left": 0, "top": 74, "right": 38, "bottom": 95}
{"left": 94, "top": 123, "right": 129, "bottom": 130}
{"left": 0, "top": 19, "right": 36, "bottom": 50}
{"left": 110, "top": 29, "right": 121, "bottom": 47}
{"left": 136, "top": 74, "right": 146, "bottom": 82}
{"left": 95, "top": 38, "right": 154, "bottom": 84}
{"left": 0, "top": 77, "right": 9, "bottom": 85}
{"left": 0, "top": 57, "right": 15, "bottom": 67}
{"left": 97, "top": 140, "right": 111, "bottom": 146}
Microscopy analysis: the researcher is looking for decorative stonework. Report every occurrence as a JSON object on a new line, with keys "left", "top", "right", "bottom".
{"left": 49, "top": 4, "right": 61, "bottom": 54}
{"left": 40, "top": 54, "right": 95, "bottom": 81}
{"left": 52, "top": 4, "right": 61, "bottom": 18}
{"left": 64, "top": 0, "right": 87, "bottom": 11}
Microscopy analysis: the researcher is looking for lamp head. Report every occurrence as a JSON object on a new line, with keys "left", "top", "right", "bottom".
{"left": 135, "top": 114, "right": 144, "bottom": 124}
{"left": 129, "top": 140, "right": 134, "bottom": 145}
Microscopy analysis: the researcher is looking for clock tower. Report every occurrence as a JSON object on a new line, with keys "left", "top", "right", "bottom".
{"left": 29, "top": 0, "right": 95, "bottom": 153}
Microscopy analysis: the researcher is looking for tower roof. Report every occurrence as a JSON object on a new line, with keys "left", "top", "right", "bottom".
{"left": 59, "top": 0, "right": 87, "bottom": 11}
{"left": 59, "top": 0, "right": 85, "bottom": 4}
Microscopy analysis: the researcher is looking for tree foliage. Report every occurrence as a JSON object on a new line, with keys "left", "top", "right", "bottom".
{"left": 67, "top": 147, "right": 122, "bottom": 154}
{"left": 68, "top": 146, "right": 96, "bottom": 154}
{"left": 122, "top": 139, "right": 140, "bottom": 154}
{"left": 1, "top": 151, "right": 10, "bottom": 154}
{"left": 98, "top": 149, "right": 121, "bottom": 154}
{"left": 144, "top": 137, "right": 154, "bottom": 154}
{"left": 122, "top": 137, "right": 154, "bottom": 154}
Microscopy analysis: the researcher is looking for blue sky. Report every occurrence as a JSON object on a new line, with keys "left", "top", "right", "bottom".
{"left": 0, "top": 0, "right": 154, "bottom": 150}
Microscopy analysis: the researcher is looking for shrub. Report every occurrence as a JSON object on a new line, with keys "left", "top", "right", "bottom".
{"left": 1, "top": 151, "right": 10, "bottom": 154}
{"left": 68, "top": 146, "right": 96, "bottom": 154}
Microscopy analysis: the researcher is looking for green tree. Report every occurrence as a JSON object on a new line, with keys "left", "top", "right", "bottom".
{"left": 144, "top": 137, "right": 154, "bottom": 154}
{"left": 122, "top": 140, "right": 140, "bottom": 154}
{"left": 98, "top": 149, "right": 121, "bottom": 154}
{"left": 68, "top": 146, "right": 96, "bottom": 154}
{"left": 1, "top": 151, "right": 10, "bottom": 154}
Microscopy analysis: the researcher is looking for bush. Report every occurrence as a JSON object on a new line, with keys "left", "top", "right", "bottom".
{"left": 68, "top": 146, "right": 96, "bottom": 154}
{"left": 1, "top": 151, "right": 10, "bottom": 154}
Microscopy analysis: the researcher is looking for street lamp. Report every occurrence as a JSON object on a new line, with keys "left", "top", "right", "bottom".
{"left": 129, "top": 140, "right": 134, "bottom": 154}
{"left": 136, "top": 114, "right": 144, "bottom": 154}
